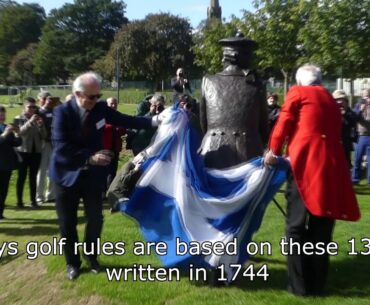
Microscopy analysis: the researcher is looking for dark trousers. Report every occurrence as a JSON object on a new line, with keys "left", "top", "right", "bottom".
{"left": 55, "top": 171, "right": 104, "bottom": 268}
{"left": 17, "top": 152, "right": 41, "bottom": 205}
{"left": 285, "top": 171, "right": 335, "bottom": 296}
{"left": 106, "top": 151, "right": 119, "bottom": 192}
{"left": 0, "top": 170, "right": 12, "bottom": 217}
{"left": 352, "top": 135, "right": 370, "bottom": 183}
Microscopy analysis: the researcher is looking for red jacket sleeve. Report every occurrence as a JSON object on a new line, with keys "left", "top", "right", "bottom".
{"left": 268, "top": 86, "right": 301, "bottom": 154}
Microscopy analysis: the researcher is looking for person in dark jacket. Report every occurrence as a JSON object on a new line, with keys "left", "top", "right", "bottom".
{"left": 332, "top": 89, "right": 358, "bottom": 167}
{"left": 130, "top": 93, "right": 165, "bottom": 155}
{"left": 0, "top": 106, "right": 22, "bottom": 219}
{"left": 266, "top": 92, "right": 281, "bottom": 133}
{"left": 171, "top": 68, "right": 192, "bottom": 103}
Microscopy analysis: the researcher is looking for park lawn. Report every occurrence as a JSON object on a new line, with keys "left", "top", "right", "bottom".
{"left": 1, "top": 103, "right": 370, "bottom": 305}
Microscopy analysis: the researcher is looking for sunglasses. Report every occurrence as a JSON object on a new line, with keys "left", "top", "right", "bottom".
{"left": 84, "top": 93, "right": 102, "bottom": 100}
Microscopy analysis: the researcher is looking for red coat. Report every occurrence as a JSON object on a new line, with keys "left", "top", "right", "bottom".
{"left": 269, "top": 85, "right": 360, "bottom": 221}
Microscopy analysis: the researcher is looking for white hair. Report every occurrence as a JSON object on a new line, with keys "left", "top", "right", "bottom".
{"left": 296, "top": 64, "right": 322, "bottom": 86}
{"left": 72, "top": 72, "right": 102, "bottom": 94}
{"left": 37, "top": 90, "right": 51, "bottom": 100}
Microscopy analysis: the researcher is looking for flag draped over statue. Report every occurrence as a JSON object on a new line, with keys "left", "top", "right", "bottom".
{"left": 120, "top": 107, "right": 288, "bottom": 279}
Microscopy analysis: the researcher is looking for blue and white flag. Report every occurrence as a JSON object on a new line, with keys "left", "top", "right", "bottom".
{"left": 120, "top": 106, "right": 288, "bottom": 278}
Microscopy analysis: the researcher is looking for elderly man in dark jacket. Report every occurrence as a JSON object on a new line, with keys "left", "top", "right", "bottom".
{"left": 332, "top": 89, "right": 358, "bottom": 167}
{"left": 0, "top": 106, "right": 22, "bottom": 219}
{"left": 199, "top": 33, "right": 268, "bottom": 169}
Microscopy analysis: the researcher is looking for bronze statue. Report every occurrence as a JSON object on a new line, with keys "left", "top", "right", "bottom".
{"left": 199, "top": 32, "right": 268, "bottom": 169}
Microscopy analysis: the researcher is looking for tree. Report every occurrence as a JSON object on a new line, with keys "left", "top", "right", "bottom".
{"left": 241, "top": 0, "right": 310, "bottom": 95}
{"left": 0, "top": 3, "right": 45, "bottom": 83}
{"left": 94, "top": 13, "right": 195, "bottom": 89}
{"left": 8, "top": 43, "right": 38, "bottom": 85}
{"left": 299, "top": 0, "right": 370, "bottom": 80}
{"left": 192, "top": 19, "right": 239, "bottom": 74}
{"left": 34, "top": 0, "right": 128, "bottom": 82}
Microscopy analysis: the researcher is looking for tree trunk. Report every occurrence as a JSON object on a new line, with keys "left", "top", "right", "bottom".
{"left": 349, "top": 78, "right": 354, "bottom": 107}
{"left": 281, "top": 69, "right": 289, "bottom": 97}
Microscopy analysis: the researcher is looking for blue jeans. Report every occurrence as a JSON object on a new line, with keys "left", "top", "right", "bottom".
{"left": 352, "top": 135, "right": 370, "bottom": 183}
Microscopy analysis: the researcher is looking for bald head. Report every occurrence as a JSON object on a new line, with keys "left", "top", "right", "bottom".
{"left": 107, "top": 97, "right": 118, "bottom": 110}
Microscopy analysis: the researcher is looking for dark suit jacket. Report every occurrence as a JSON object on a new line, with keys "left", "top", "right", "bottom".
{"left": 49, "top": 98, "right": 152, "bottom": 187}
{"left": 0, "top": 126, "right": 22, "bottom": 171}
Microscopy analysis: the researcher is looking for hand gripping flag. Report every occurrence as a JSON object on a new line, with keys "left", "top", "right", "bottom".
{"left": 120, "top": 107, "right": 288, "bottom": 280}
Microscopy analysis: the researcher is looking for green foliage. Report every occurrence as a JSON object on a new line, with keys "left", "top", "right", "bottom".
{"left": 94, "top": 13, "right": 194, "bottom": 88}
{"left": 241, "top": 0, "right": 310, "bottom": 93}
{"left": 192, "top": 19, "right": 239, "bottom": 74}
{"left": 34, "top": 0, "right": 128, "bottom": 82}
{"left": 8, "top": 43, "right": 38, "bottom": 85}
{"left": 298, "top": 0, "right": 370, "bottom": 79}
{"left": 0, "top": 2, "right": 45, "bottom": 83}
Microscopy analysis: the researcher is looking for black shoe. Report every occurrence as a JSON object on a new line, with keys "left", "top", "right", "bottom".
{"left": 30, "top": 202, "right": 39, "bottom": 208}
{"left": 207, "top": 268, "right": 226, "bottom": 287}
{"left": 0, "top": 215, "right": 5, "bottom": 220}
{"left": 66, "top": 265, "right": 80, "bottom": 280}
{"left": 16, "top": 203, "right": 25, "bottom": 209}
{"left": 89, "top": 259, "right": 101, "bottom": 274}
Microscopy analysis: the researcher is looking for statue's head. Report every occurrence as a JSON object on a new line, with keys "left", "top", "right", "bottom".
{"left": 219, "top": 31, "right": 257, "bottom": 69}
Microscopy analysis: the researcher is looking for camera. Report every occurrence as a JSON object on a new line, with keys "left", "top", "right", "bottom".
{"left": 12, "top": 118, "right": 21, "bottom": 128}
{"left": 179, "top": 72, "right": 184, "bottom": 77}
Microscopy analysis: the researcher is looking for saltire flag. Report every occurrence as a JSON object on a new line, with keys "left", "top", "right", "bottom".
{"left": 120, "top": 106, "right": 288, "bottom": 279}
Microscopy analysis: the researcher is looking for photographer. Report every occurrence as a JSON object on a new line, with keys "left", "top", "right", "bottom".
{"left": 0, "top": 106, "right": 22, "bottom": 219}
{"left": 332, "top": 89, "right": 358, "bottom": 167}
{"left": 171, "top": 67, "right": 192, "bottom": 104}
{"left": 130, "top": 93, "right": 165, "bottom": 156}
{"left": 15, "top": 97, "right": 46, "bottom": 208}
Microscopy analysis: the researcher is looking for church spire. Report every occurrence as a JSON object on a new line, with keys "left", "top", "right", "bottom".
{"left": 207, "top": 0, "right": 222, "bottom": 21}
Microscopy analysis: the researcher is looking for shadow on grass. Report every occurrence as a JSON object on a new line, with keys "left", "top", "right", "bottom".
{"left": 354, "top": 183, "right": 370, "bottom": 195}
{"left": 1, "top": 225, "right": 60, "bottom": 236}
{"left": 327, "top": 255, "right": 370, "bottom": 297}
{"left": 5, "top": 204, "right": 86, "bottom": 211}
{"left": 226, "top": 255, "right": 370, "bottom": 298}
{"left": 1, "top": 216, "right": 85, "bottom": 226}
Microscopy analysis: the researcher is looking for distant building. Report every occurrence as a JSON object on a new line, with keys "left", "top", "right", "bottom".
{"left": 207, "top": 0, "right": 222, "bottom": 21}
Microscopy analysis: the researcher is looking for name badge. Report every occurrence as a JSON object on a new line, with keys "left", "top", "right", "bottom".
{"left": 46, "top": 113, "right": 53, "bottom": 118}
{"left": 96, "top": 118, "right": 106, "bottom": 130}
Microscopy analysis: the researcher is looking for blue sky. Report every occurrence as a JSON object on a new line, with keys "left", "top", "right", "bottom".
{"left": 14, "top": 0, "right": 253, "bottom": 27}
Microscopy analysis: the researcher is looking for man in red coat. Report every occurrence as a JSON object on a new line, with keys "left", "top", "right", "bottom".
{"left": 265, "top": 64, "right": 360, "bottom": 296}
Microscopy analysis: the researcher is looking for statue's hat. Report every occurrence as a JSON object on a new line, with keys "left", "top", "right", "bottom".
{"left": 219, "top": 31, "right": 257, "bottom": 49}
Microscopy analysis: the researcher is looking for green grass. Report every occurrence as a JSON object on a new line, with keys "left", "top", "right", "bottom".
{"left": 1, "top": 104, "right": 369, "bottom": 304}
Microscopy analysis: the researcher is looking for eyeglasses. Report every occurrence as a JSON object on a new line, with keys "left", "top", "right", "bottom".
{"left": 84, "top": 93, "right": 102, "bottom": 100}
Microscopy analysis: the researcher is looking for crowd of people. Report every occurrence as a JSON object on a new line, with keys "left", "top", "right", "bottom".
{"left": 0, "top": 67, "right": 368, "bottom": 296}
